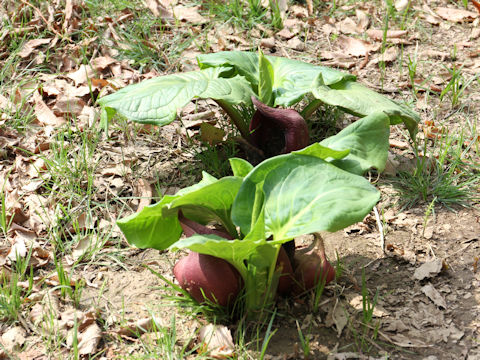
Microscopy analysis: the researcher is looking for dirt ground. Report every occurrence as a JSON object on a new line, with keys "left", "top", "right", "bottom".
{"left": 1, "top": 0, "right": 479, "bottom": 359}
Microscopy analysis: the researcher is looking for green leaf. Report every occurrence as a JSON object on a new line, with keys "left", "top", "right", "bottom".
{"left": 261, "top": 156, "right": 380, "bottom": 238}
{"left": 117, "top": 195, "right": 182, "bottom": 251}
{"left": 168, "top": 176, "right": 242, "bottom": 237}
{"left": 320, "top": 112, "right": 390, "bottom": 175}
{"left": 312, "top": 81, "right": 419, "bottom": 137}
{"left": 97, "top": 67, "right": 254, "bottom": 126}
{"left": 197, "top": 51, "right": 355, "bottom": 105}
{"left": 117, "top": 173, "right": 240, "bottom": 249}
{"left": 229, "top": 158, "right": 253, "bottom": 178}
{"left": 293, "top": 143, "right": 350, "bottom": 160}
{"left": 258, "top": 50, "right": 274, "bottom": 106}
{"left": 232, "top": 154, "right": 380, "bottom": 239}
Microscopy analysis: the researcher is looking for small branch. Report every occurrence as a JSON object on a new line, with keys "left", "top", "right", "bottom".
{"left": 373, "top": 206, "right": 385, "bottom": 255}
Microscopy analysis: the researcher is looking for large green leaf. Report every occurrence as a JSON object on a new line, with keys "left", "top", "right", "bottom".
{"left": 117, "top": 195, "right": 182, "bottom": 251}
{"left": 229, "top": 158, "right": 253, "bottom": 178}
{"left": 232, "top": 153, "right": 380, "bottom": 239}
{"left": 197, "top": 51, "right": 355, "bottom": 106}
{"left": 117, "top": 173, "right": 241, "bottom": 249}
{"left": 258, "top": 50, "right": 274, "bottom": 106}
{"left": 312, "top": 81, "right": 419, "bottom": 137}
{"left": 97, "top": 66, "right": 254, "bottom": 125}
{"left": 320, "top": 112, "right": 390, "bottom": 175}
{"left": 261, "top": 157, "right": 380, "bottom": 238}
{"left": 168, "top": 176, "right": 242, "bottom": 236}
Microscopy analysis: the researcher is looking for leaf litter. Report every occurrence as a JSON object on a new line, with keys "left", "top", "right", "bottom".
{"left": 1, "top": 0, "right": 480, "bottom": 358}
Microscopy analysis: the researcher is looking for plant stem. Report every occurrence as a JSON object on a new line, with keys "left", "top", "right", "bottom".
{"left": 215, "top": 99, "right": 251, "bottom": 141}
{"left": 300, "top": 99, "right": 323, "bottom": 119}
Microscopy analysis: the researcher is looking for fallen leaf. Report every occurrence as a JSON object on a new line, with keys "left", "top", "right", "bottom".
{"left": 389, "top": 333, "right": 428, "bottom": 348}
{"left": 173, "top": 5, "right": 206, "bottom": 24}
{"left": 198, "top": 324, "right": 235, "bottom": 359}
{"left": 116, "top": 317, "right": 164, "bottom": 337}
{"left": 53, "top": 95, "right": 86, "bottom": 116}
{"left": 473, "top": 0, "right": 480, "bottom": 14}
{"left": 348, "top": 295, "right": 389, "bottom": 317}
{"left": 355, "top": 10, "right": 370, "bottom": 32}
{"left": 18, "top": 38, "right": 52, "bottom": 58}
{"left": 421, "top": 283, "right": 447, "bottom": 309}
{"left": 1, "top": 326, "right": 26, "bottom": 352}
{"left": 413, "top": 258, "right": 443, "bottom": 280}
{"left": 367, "top": 29, "right": 407, "bottom": 41}
{"left": 337, "top": 35, "right": 379, "bottom": 57}
{"left": 77, "top": 323, "right": 102, "bottom": 355}
{"left": 132, "top": 178, "right": 153, "bottom": 211}
{"left": 68, "top": 64, "right": 95, "bottom": 86}
{"left": 286, "top": 37, "right": 305, "bottom": 51}
{"left": 33, "top": 93, "right": 65, "bottom": 126}
{"left": 200, "top": 122, "right": 225, "bottom": 145}
{"left": 276, "top": 27, "right": 295, "bottom": 40}
{"left": 337, "top": 17, "right": 358, "bottom": 34}
{"left": 395, "top": 0, "right": 409, "bottom": 12}
{"left": 325, "top": 301, "right": 348, "bottom": 337}
{"left": 435, "top": 7, "right": 478, "bottom": 22}
{"left": 371, "top": 46, "right": 399, "bottom": 65}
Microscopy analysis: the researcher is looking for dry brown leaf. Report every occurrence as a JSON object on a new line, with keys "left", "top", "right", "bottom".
{"left": 367, "top": 29, "right": 407, "bottom": 41}
{"left": 200, "top": 122, "right": 225, "bottom": 145}
{"left": 435, "top": 7, "right": 478, "bottom": 22}
{"left": 33, "top": 93, "right": 65, "bottom": 126}
{"left": 67, "top": 64, "right": 95, "bottom": 86}
{"left": 395, "top": 0, "right": 409, "bottom": 12}
{"left": 91, "top": 56, "right": 117, "bottom": 71}
{"left": 473, "top": 0, "right": 480, "bottom": 14}
{"left": 115, "top": 317, "right": 164, "bottom": 337}
{"left": 132, "top": 178, "right": 153, "bottom": 212}
{"left": 198, "top": 324, "right": 235, "bottom": 359}
{"left": 290, "top": 4, "right": 308, "bottom": 18}
{"left": 286, "top": 37, "right": 305, "bottom": 51}
{"left": 144, "top": 0, "right": 174, "bottom": 19}
{"left": 337, "top": 35, "right": 379, "bottom": 57}
{"left": 1, "top": 326, "right": 26, "bottom": 352}
{"left": 325, "top": 300, "right": 348, "bottom": 337}
{"left": 63, "top": 0, "right": 73, "bottom": 30}
{"left": 421, "top": 283, "right": 447, "bottom": 309}
{"left": 18, "top": 38, "right": 52, "bottom": 58}
{"left": 53, "top": 96, "right": 86, "bottom": 116}
{"left": 337, "top": 17, "right": 358, "bottom": 34}
{"left": 173, "top": 5, "right": 207, "bottom": 24}
{"left": 77, "top": 323, "right": 102, "bottom": 355}
{"left": 355, "top": 9, "right": 370, "bottom": 32}
{"left": 413, "top": 258, "right": 443, "bottom": 280}
{"left": 371, "top": 47, "right": 399, "bottom": 65}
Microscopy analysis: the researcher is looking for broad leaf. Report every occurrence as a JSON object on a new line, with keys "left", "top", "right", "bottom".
{"left": 117, "top": 195, "right": 182, "bottom": 250}
{"left": 312, "top": 81, "right": 419, "bottom": 137}
{"left": 168, "top": 176, "right": 242, "bottom": 236}
{"left": 293, "top": 143, "right": 350, "bottom": 160}
{"left": 197, "top": 51, "right": 355, "bottom": 106}
{"left": 320, "top": 112, "right": 390, "bottom": 175}
{"left": 98, "top": 66, "right": 254, "bottom": 125}
{"left": 229, "top": 158, "right": 253, "bottom": 178}
{"left": 258, "top": 50, "right": 274, "bottom": 106}
{"left": 232, "top": 154, "right": 380, "bottom": 238}
{"left": 117, "top": 173, "right": 241, "bottom": 249}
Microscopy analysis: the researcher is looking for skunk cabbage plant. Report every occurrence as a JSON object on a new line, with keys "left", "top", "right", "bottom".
{"left": 98, "top": 50, "right": 421, "bottom": 315}
{"left": 98, "top": 50, "right": 419, "bottom": 159}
